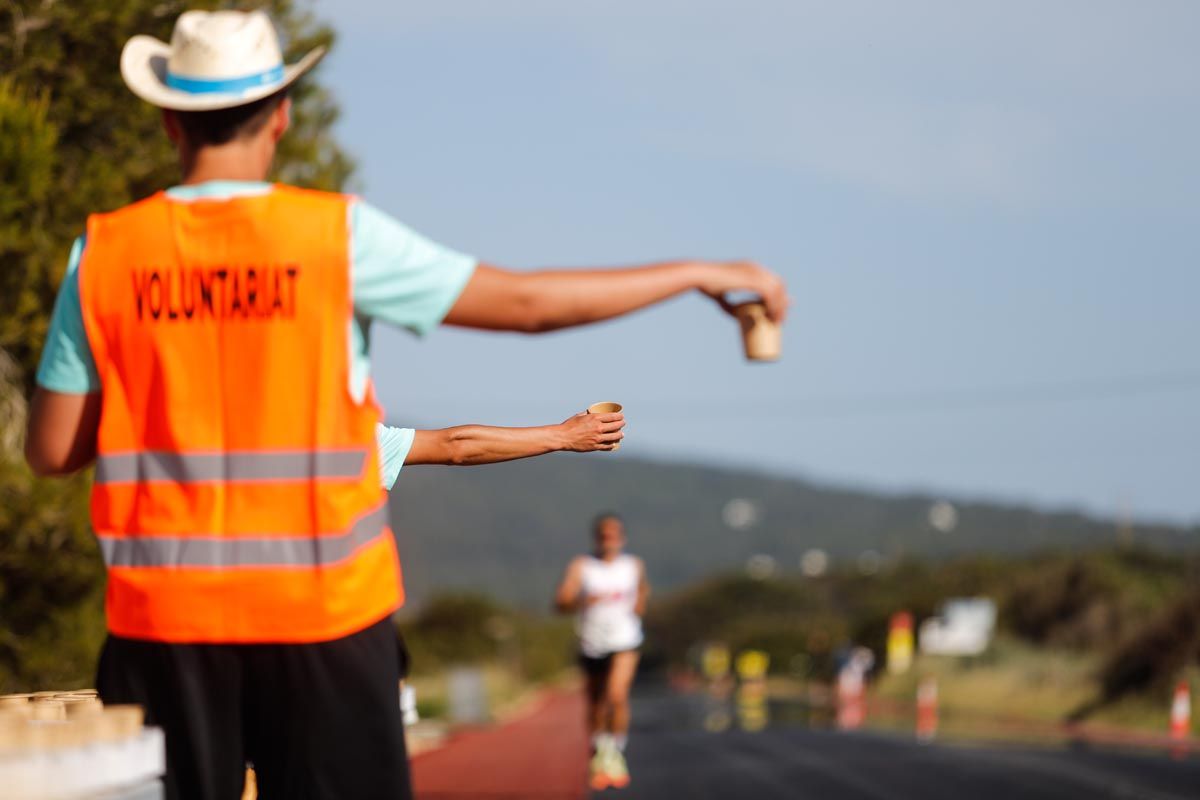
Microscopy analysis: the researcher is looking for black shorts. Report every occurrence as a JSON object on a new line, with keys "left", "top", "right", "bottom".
{"left": 96, "top": 615, "right": 411, "bottom": 800}
{"left": 578, "top": 649, "right": 637, "bottom": 679}
{"left": 396, "top": 628, "right": 411, "bottom": 681}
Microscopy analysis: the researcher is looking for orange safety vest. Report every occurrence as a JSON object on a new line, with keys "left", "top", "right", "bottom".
{"left": 78, "top": 185, "right": 403, "bottom": 644}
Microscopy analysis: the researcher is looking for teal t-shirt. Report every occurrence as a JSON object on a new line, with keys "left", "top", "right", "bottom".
{"left": 375, "top": 423, "right": 416, "bottom": 492}
{"left": 37, "top": 181, "right": 474, "bottom": 490}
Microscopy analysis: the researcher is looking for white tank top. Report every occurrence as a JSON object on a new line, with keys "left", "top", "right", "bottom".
{"left": 577, "top": 554, "right": 644, "bottom": 657}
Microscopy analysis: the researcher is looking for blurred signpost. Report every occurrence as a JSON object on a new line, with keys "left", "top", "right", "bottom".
{"left": 919, "top": 598, "right": 996, "bottom": 656}
{"left": 734, "top": 650, "right": 770, "bottom": 683}
{"left": 734, "top": 650, "right": 770, "bottom": 732}
{"left": 887, "top": 611, "right": 914, "bottom": 674}
{"left": 699, "top": 642, "right": 735, "bottom": 732}
{"left": 447, "top": 666, "right": 489, "bottom": 724}
{"left": 701, "top": 643, "right": 732, "bottom": 682}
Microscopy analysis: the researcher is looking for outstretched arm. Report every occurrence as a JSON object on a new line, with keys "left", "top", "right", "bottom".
{"left": 443, "top": 260, "right": 788, "bottom": 333}
{"left": 404, "top": 411, "right": 624, "bottom": 466}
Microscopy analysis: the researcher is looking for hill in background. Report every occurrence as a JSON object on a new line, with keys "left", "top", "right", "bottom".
{"left": 387, "top": 453, "right": 1198, "bottom": 610}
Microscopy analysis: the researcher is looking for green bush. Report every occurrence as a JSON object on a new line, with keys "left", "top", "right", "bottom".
{"left": 1094, "top": 586, "right": 1200, "bottom": 703}
{"left": 400, "top": 592, "right": 576, "bottom": 681}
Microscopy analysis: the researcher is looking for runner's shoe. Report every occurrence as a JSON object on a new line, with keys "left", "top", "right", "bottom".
{"left": 589, "top": 748, "right": 611, "bottom": 790}
{"left": 605, "top": 747, "right": 630, "bottom": 789}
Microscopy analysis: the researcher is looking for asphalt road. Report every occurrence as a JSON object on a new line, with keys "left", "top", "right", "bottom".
{"left": 598, "top": 689, "right": 1200, "bottom": 800}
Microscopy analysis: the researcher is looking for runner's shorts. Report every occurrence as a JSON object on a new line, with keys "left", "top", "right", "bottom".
{"left": 578, "top": 648, "right": 638, "bottom": 679}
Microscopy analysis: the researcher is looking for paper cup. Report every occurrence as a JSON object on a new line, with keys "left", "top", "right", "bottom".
{"left": 31, "top": 699, "right": 66, "bottom": 721}
{"left": 587, "top": 402, "right": 623, "bottom": 451}
{"left": 0, "top": 719, "right": 25, "bottom": 751}
{"left": 733, "top": 302, "right": 781, "bottom": 362}
{"left": 64, "top": 697, "right": 104, "bottom": 718}
{"left": 587, "top": 402, "right": 622, "bottom": 414}
{"left": 97, "top": 705, "right": 145, "bottom": 742}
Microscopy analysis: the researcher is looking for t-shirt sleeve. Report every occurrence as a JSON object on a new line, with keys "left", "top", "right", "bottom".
{"left": 36, "top": 236, "right": 101, "bottom": 394}
{"left": 376, "top": 423, "right": 416, "bottom": 491}
{"left": 351, "top": 200, "right": 477, "bottom": 336}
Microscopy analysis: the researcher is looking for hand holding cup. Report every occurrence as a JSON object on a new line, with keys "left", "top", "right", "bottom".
{"left": 698, "top": 260, "right": 790, "bottom": 323}
{"left": 561, "top": 402, "right": 625, "bottom": 452}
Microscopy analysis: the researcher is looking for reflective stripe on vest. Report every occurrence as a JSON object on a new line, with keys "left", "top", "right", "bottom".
{"left": 95, "top": 448, "right": 369, "bottom": 484}
{"left": 78, "top": 187, "right": 403, "bottom": 644}
{"left": 97, "top": 504, "right": 387, "bottom": 568}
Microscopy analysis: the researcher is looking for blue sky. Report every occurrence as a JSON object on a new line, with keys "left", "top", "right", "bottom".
{"left": 317, "top": 0, "right": 1199, "bottom": 523}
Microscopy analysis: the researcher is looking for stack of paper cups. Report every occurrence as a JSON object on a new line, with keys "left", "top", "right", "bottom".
{"left": 0, "top": 692, "right": 165, "bottom": 799}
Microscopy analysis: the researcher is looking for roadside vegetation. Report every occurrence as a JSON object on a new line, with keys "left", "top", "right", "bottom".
{"left": 390, "top": 546, "right": 1199, "bottom": 734}
{"left": 643, "top": 546, "right": 1200, "bottom": 729}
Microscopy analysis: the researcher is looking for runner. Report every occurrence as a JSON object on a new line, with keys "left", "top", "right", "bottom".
{"left": 555, "top": 513, "right": 649, "bottom": 790}
{"left": 24, "top": 10, "right": 783, "bottom": 800}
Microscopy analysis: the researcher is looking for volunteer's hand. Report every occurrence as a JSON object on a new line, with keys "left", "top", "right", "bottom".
{"left": 559, "top": 411, "right": 625, "bottom": 452}
{"left": 697, "top": 260, "right": 790, "bottom": 323}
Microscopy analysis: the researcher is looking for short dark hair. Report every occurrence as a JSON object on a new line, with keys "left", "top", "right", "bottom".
{"left": 174, "top": 89, "right": 287, "bottom": 147}
{"left": 592, "top": 512, "right": 624, "bottom": 535}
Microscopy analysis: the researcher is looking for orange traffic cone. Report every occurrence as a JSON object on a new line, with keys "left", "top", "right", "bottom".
{"left": 1170, "top": 681, "right": 1190, "bottom": 739}
{"left": 836, "top": 684, "right": 865, "bottom": 731}
{"left": 836, "top": 669, "right": 866, "bottom": 731}
{"left": 916, "top": 677, "right": 938, "bottom": 742}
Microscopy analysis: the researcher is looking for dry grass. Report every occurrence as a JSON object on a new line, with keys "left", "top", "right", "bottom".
{"left": 869, "top": 637, "right": 1181, "bottom": 735}
{"left": 874, "top": 638, "right": 1095, "bottom": 724}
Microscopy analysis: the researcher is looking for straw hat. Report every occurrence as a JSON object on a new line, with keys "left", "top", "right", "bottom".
{"left": 121, "top": 10, "right": 325, "bottom": 111}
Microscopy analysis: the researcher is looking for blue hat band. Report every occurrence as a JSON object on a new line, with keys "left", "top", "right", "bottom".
{"left": 166, "top": 64, "right": 285, "bottom": 95}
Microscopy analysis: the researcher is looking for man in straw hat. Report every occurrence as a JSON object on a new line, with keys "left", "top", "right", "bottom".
{"left": 25, "top": 9, "right": 786, "bottom": 800}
